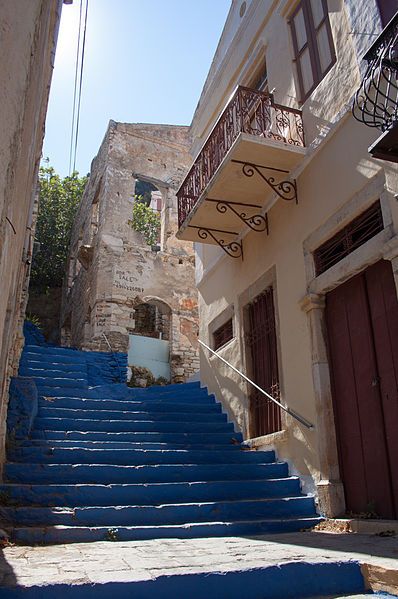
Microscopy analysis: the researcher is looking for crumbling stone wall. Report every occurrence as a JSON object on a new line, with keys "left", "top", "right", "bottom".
{"left": 61, "top": 122, "right": 199, "bottom": 382}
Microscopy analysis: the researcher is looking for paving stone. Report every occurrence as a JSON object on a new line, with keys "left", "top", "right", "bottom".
{"left": 1, "top": 532, "right": 397, "bottom": 592}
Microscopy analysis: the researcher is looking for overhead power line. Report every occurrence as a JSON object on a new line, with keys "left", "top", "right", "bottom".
{"left": 68, "top": 0, "right": 89, "bottom": 176}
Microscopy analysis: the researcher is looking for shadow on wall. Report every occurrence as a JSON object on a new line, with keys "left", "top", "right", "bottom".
{"left": 0, "top": 550, "right": 17, "bottom": 587}
{"left": 26, "top": 287, "right": 62, "bottom": 344}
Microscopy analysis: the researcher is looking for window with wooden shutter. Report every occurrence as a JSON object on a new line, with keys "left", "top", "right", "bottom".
{"left": 213, "top": 319, "right": 233, "bottom": 350}
{"left": 289, "top": 0, "right": 336, "bottom": 103}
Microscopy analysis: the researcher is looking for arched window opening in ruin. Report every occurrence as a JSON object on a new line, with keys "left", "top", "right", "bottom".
{"left": 133, "top": 178, "right": 162, "bottom": 248}
{"left": 132, "top": 300, "right": 171, "bottom": 341}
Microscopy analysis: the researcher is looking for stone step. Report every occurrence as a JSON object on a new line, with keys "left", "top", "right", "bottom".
{"left": 9, "top": 516, "right": 323, "bottom": 545}
{"left": 0, "top": 548, "right": 367, "bottom": 598}
{"left": 0, "top": 477, "right": 301, "bottom": 507}
{"left": 17, "top": 439, "right": 240, "bottom": 450}
{"left": 29, "top": 430, "right": 243, "bottom": 444}
{"left": 23, "top": 345, "right": 87, "bottom": 355}
{"left": 8, "top": 447, "right": 274, "bottom": 465}
{"left": 5, "top": 461, "right": 288, "bottom": 484}
{"left": 129, "top": 381, "right": 202, "bottom": 396}
{"left": 22, "top": 352, "right": 87, "bottom": 365}
{"left": 37, "top": 396, "right": 222, "bottom": 412}
{"left": 35, "top": 387, "right": 215, "bottom": 403}
{"left": 19, "top": 362, "right": 87, "bottom": 374}
{"left": 33, "top": 417, "right": 235, "bottom": 433}
{"left": 37, "top": 407, "right": 227, "bottom": 422}
{"left": 29, "top": 378, "right": 88, "bottom": 389}
{"left": 1, "top": 496, "right": 316, "bottom": 528}
{"left": 19, "top": 369, "right": 88, "bottom": 382}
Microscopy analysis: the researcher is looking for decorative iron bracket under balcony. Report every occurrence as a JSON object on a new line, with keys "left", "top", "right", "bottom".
{"left": 176, "top": 85, "right": 306, "bottom": 257}
{"left": 353, "top": 11, "right": 398, "bottom": 162}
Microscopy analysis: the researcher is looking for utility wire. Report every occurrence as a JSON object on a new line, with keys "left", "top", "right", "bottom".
{"left": 72, "top": 0, "right": 89, "bottom": 174}
{"left": 68, "top": 0, "right": 83, "bottom": 176}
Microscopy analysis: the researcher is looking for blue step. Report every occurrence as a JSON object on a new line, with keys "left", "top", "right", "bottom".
{"left": 19, "top": 364, "right": 87, "bottom": 375}
{"left": 17, "top": 439, "right": 240, "bottom": 450}
{"left": 0, "top": 559, "right": 366, "bottom": 598}
{"left": 0, "top": 477, "right": 301, "bottom": 507}
{"left": 23, "top": 345, "right": 84, "bottom": 355}
{"left": 0, "top": 496, "right": 316, "bottom": 527}
{"left": 29, "top": 430, "right": 243, "bottom": 444}
{"left": 37, "top": 397, "right": 222, "bottom": 412}
{"left": 8, "top": 447, "right": 275, "bottom": 465}
{"left": 33, "top": 417, "right": 235, "bottom": 433}
{"left": 36, "top": 407, "right": 227, "bottom": 422}
{"left": 29, "top": 378, "right": 88, "bottom": 388}
{"left": 5, "top": 461, "right": 289, "bottom": 484}
{"left": 22, "top": 352, "right": 87, "bottom": 365}
{"left": 6, "top": 343, "right": 321, "bottom": 547}
{"left": 35, "top": 387, "right": 216, "bottom": 402}
{"left": 10, "top": 516, "right": 322, "bottom": 545}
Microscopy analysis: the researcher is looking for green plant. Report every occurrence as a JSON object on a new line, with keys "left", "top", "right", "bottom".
{"left": 127, "top": 365, "right": 155, "bottom": 387}
{"left": 154, "top": 376, "right": 169, "bottom": 386}
{"left": 30, "top": 161, "right": 87, "bottom": 291}
{"left": 105, "top": 528, "right": 119, "bottom": 541}
{"left": 128, "top": 195, "right": 160, "bottom": 247}
{"left": 25, "top": 314, "right": 42, "bottom": 329}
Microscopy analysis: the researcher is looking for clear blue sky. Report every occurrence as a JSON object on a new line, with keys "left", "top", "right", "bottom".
{"left": 43, "top": 0, "right": 231, "bottom": 177}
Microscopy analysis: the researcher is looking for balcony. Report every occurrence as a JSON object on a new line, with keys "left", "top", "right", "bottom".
{"left": 176, "top": 86, "right": 306, "bottom": 258}
{"left": 353, "top": 11, "right": 398, "bottom": 162}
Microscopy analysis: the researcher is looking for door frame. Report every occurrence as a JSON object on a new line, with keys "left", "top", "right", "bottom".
{"left": 301, "top": 180, "right": 398, "bottom": 517}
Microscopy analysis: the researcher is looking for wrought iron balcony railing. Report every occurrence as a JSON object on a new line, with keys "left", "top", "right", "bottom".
{"left": 177, "top": 86, "right": 305, "bottom": 228}
{"left": 353, "top": 11, "right": 398, "bottom": 131}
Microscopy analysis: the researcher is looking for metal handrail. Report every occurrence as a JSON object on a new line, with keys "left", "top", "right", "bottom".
{"left": 199, "top": 339, "right": 314, "bottom": 430}
{"left": 101, "top": 332, "right": 125, "bottom": 384}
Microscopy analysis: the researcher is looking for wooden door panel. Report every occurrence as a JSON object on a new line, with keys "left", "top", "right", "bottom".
{"left": 326, "top": 270, "right": 394, "bottom": 517}
{"left": 365, "top": 260, "right": 398, "bottom": 516}
{"left": 327, "top": 275, "right": 372, "bottom": 513}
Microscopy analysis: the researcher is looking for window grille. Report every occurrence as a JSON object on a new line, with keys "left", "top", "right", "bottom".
{"left": 213, "top": 319, "right": 233, "bottom": 350}
{"left": 314, "top": 201, "right": 384, "bottom": 276}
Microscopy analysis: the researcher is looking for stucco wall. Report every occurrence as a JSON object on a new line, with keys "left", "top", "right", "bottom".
{"left": 187, "top": 0, "right": 398, "bottom": 514}
{"left": 0, "top": 0, "right": 62, "bottom": 470}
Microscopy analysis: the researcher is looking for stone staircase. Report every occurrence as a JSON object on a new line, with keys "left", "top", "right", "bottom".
{"left": 0, "top": 343, "right": 322, "bottom": 545}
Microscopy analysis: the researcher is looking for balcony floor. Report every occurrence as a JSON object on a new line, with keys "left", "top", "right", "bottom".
{"left": 177, "top": 132, "right": 306, "bottom": 244}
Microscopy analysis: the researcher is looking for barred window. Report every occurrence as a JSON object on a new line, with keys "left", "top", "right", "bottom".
{"left": 314, "top": 202, "right": 384, "bottom": 276}
{"left": 213, "top": 319, "right": 233, "bottom": 351}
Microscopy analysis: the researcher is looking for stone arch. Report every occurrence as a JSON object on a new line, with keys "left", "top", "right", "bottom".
{"left": 131, "top": 297, "right": 171, "bottom": 341}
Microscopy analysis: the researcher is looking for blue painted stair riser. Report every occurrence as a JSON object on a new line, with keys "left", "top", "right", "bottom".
{"left": 3, "top": 337, "right": 321, "bottom": 546}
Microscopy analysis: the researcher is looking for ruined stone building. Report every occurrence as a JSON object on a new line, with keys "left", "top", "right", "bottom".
{"left": 61, "top": 122, "right": 199, "bottom": 383}
{"left": 0, "top": 0, "right": 63, "bottom": 468}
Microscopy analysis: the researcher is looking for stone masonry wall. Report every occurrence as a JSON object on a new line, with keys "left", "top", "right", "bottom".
{"left": 61, "top": 122, "right": 199, "bottom": 383}
{"left": 0, "top": 0, "right": 62, "bottom": 471}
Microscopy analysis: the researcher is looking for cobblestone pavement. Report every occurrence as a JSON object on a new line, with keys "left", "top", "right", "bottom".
{"left": 0, "top": 531, "right": 397, "bottom": 591}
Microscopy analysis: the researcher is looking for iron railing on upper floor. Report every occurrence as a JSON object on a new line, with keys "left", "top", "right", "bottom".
{"left": 177, "top": 86, "right": 305, "bottom": 228}
{"left": 353, "top": 11, "right": 398, "bottom": 131}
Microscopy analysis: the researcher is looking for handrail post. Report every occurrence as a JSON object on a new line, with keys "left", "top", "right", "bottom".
{"left": 198, "top": 339, "right": 314, "bottom": 430}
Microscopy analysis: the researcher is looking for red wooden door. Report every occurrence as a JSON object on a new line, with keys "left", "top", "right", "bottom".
{"left": 246, "top": 287, "right": 282, "bottom": 437}
{"left": 326, "top": 260, "right": 398, "bottom": 518}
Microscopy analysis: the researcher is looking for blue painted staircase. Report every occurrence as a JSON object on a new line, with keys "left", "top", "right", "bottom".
{"left": 0, "top": 342, "right": 322, "bottom": 545}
